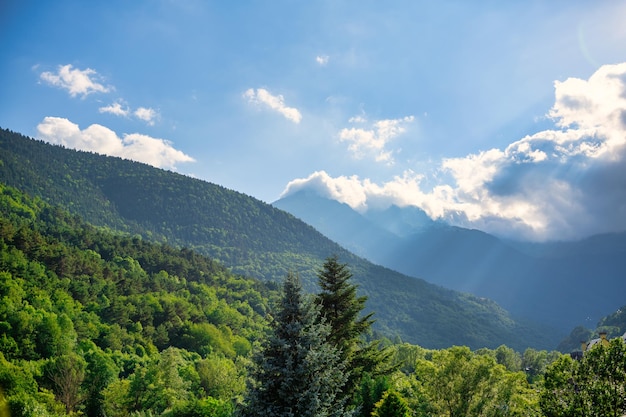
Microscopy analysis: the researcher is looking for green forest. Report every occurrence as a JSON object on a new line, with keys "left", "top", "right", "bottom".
{"left": 1, "top": 182, "right": 626, "bottom": 416}
{"left": 0, "top": 128, "right": 558, "bottom": 351}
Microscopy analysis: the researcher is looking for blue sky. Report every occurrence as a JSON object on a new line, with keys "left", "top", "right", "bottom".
{"left": 2, "top": 1, "right": 626, "bottom": 241}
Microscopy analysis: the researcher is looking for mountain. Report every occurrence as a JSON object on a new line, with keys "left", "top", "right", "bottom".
{"left": 0, "top": 127, "right": 557, "bottom": 350}
{"left": 272, "top": 189, "right": 399, "bottom": 258}
{"left": 557, "top": 304, "right": 626, "bottom": 352}
{"left": 273, "top": 190, "right": 626, "bottom": 332}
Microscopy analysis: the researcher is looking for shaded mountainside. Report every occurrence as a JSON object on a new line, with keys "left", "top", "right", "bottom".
{"left": 273, "top": 190, "right": 626, "bottom": 333}
{"left": 0, "top": 127, "right": 558, "bottom": 350}
{"left": 557, "top": 304, "right": 626, "bottom": 352}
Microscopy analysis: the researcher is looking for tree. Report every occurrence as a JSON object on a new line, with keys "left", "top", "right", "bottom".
{"left": 46, "top": 352, "right": 86, "bottom": 414}
{"left": 196, "top": 354, "right": 245, "bottom": 400}
{"left": 522, "top": 348, "right": 559, "bottom": 384}
{"left": 315, "top": 255, "right": 392, "bottom": 405}
{"left": 356, "top": 373, "right": 390, "bottom": 417}
{"left": 493, "top": 344, "right": 521, "bottom": 372}
{"left": 416, "top": 346, "right": 540, "bottom": 417}
{"left": 240, "top": 272, "right": 350, "bottom": 417}
{"left": 165, "top": 396, "right": 233, "bottom": 417}
{"left": 541, "top": 338, "right": 626, "bottom": 417}
{"left": 82, "top": 344, "right": 119, "bottom": 417}
{"left": 540, "top": 354, "right": 584, "bottom": 417}
{"left": 316, "top": 255, "right": 373, "bottom": 353}
{"left": 371, "top": 391, "right": 410, "bottom": 417}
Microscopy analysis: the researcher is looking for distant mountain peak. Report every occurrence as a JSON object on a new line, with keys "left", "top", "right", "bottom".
{"left": 364, "top": 203, "right": 439, "bottom": 236}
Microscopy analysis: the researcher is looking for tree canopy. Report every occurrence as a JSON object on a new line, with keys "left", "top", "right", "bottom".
{"left": 540, "top": 337, "right": 626, "bottom": 417}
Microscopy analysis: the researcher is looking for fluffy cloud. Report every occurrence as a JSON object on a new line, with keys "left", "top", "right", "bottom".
{"left": 99, "top": 101, "right": 160, "bottom": 126}
{"left": 281, "top": 170, "right": 427, "bottom": 213}
{"left": 282, "top": 62, "right": 626, "bottom": 241}
{"left": 243, "top": 88, "right": 302, "bottom": 123}
{"left": 99, "top": 101, "right": 130, "bottom": 117}
{"left": 134, "top": 107, "right": 159, "bottom": 126}
{"left": 36, "top": 117, "right": 194, "bottom": 170}
{"left": 339, "top": 116, "right": 414, "bottom": 163}
{"left": 40, "top": 64, "right": 111, "bottom": 98}
{"left": 42, "top": 64, "right": 159, "bottom": 125}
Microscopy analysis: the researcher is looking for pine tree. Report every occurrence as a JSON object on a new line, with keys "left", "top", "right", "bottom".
{"left": 316, "top": 255, "right": 373, "bottom": 354}
{"left": 371, "top": 391, "right": 411, "bottom": 417}
{"left": 240, "top": 272, "right": 350, "bottom": 417}
{"left": 315, "top": 255, "right": 394, "bottom": 408}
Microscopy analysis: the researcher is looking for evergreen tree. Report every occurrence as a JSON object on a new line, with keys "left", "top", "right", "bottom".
{"left": 371, "top": 391, "right": 411, "bottom": 417}
{"left": 356, "top": 373, "right": 390, "bottom": 417}
{"left": 240, "top": 272, "right": 350, "bottom": 417}
{"left": 316, "top": 255, "right": 393, "bottom": 406}
{"left": 316, "top": 255, "right": 373, "bottom": 353}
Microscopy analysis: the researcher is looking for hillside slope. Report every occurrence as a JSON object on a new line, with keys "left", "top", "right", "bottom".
{"left": 274, "top": 189, "right": 626, "bottom": 332}
{"left": 0, "top": 182, "right": 272, "bottom": 415}
{"left": 0, "top": 127, "right": 557, "bottom": 350}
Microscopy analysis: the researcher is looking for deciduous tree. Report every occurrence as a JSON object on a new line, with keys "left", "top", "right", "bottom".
{"left": 541, "top": 338, "right": 626, "bottom": 417}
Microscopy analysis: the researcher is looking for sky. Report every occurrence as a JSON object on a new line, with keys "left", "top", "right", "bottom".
{"left": 1, "top": 1, "right": 626, "bottom": 242}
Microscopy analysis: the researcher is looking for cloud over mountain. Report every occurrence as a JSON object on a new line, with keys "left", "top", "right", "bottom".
{"left": 282, "top": 62, "right": 626, "bottom": 241}
{"left": 36, "top": 117, "right": 194, "bottom": 170}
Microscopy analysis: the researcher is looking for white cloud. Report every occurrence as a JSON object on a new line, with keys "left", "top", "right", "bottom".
{"left": 282, "top": 62, "right": 626, "bottom": 241}
{"left": 281, "top": 170, "right": 436, "bottom": 213}
{"left": 348, "top": 115, "right": 367, "bottom": 123}
{"left": 134, "top": 107, "right": 159, "bottom": 126}
{"left": 99, "top": 101, "right": 130, "bottom": 117}
{"left": 243, "top": 88, "right": 302, "bottom": 123}
{"left": 339, "top": 115, "right": 414, "bottom": 163}
{"left": 281, "top": 171, "right": 371, "bottom": 211}
{"left": 36, "top": 117, "right": 194, "bottom": 170}
{"left": 41, "top": 64, "right": 158, "bottom": 126}
{"left": 40, "top": 64, "right": 111, "bottom": 98}
{"left": 99, "top": 101, "right": 160, "bottom": 126}
{"left": 316, "top": 55, "right": 330, "bottom": 66}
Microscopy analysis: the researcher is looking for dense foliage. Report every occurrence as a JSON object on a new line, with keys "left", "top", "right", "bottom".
{"left": 0, "top": 182, "right": 274, "bottom": 415}
{"left": 0, "top": 127, "right": 556, "bottom": 350}
{"left": 1, "top": 181, "right": 625, "bottom": 416}
{"left": 541, "top": 338, "right": 626, "bottom": 417}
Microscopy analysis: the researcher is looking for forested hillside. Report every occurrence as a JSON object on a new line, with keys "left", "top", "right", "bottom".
{"left": 2, "top": 180, "right": 625, "bottom": 416}
{"left": 0, "top": 128, "right": 557, "bottom": 350}
{"left": 0, "top": 182, "right": 275, "bottom": 415}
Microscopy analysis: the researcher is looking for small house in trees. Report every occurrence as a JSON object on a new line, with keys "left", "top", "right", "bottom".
{"left": 581, "top": 331, "right": 610, "bottom": 352}
{"left": 571, "top": 331, "right": 626, "bottom": 359}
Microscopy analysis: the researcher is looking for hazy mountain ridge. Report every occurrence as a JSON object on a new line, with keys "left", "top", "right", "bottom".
{"left": 273, "top": 190, "right": 626, "bottom": 332}
{"left": 0, "top": 127, "right": 557, "bottom": 350}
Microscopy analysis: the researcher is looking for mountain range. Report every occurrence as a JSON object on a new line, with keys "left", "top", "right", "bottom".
{"left": 273, "top": 190, "right": 626, "bottom": 332}
{"left": 0, "top": 127, "right": 569, "bottom": 351}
